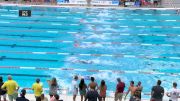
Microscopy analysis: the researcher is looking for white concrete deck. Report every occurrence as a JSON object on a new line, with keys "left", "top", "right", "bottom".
{"left": 16, "top": 94, "right": 172, "bottom": 101}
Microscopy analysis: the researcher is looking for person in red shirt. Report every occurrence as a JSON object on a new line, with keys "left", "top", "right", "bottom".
{"left": 115, "top": 78, "right": 125, "bottom": 101}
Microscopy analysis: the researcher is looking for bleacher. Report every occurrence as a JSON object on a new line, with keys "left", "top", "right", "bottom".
{"left": 162, "top": 0, "right": 180, "bottom": 8}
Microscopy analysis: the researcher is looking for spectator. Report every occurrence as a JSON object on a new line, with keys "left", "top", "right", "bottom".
{"left": 47, "top": 78, "right": 59, "bottom": 98}
{"left": 151, "top": 80, "right": 164, "bottom": 101}
{"left": 153, "top": 0, "right": 158, "bottom": 7}
{"left": 72, "top": 75, "right": 78, "bottom": 101}
{"left": 1, "top": 75, "right": 19, "bottom": 101}
{"left": 16, "top": 89, "right": 29, "bottom": 101}
{"left": 166, "top": 82, "right": 180, "bottom": 101}
{"left": 124, "top": 81, "right": 137, "bottom": 101}
{"left": 99, "top": 80, "right": 107, "bottom": 101}
{"left": 135, "top": 81, "right": 143, "bottom": 100}
{"left": 79, "top": 78, "right": 87, "bottom": 101}
{"left": 41, "top": 94, "right": 48, "bottom": 101}
{"left": 86, "top": 0, "right": 91, "bottom": 6}
{"left": 115, "top": 78, "right": 125, "bottom": 101}
{"left": 121, "top": 0, "right": 126, "bottom": 7}
{"left": 32, "top": 78, "right": 43, "bottom": 101}
{"left": 85, "top": 89, "right": 101, "bottom": 101}
{"left": 88, "top": 77, "right": 98, "bottom": 91}
{"left": 0, "top": 76, "right": 6, "bottom": 101}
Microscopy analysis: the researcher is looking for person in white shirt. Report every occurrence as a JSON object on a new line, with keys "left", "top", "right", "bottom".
{"left": 166, "top": 82, "right": 180, "bottom": 101}
{"left": 72, "top": 76, "right": 78, "bottom": 101}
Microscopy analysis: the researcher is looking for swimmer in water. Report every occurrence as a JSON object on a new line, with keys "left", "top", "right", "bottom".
{"left": 67, "top": 57, "right": 93, "bottom": 64}
{"left": 74, "top": 40, "right": 81, "bottom": 47}
{"left": 78, "top": 75, "right": 91, "bottom": 80}
{"left": 176, "top": 9, "right": 180, "bottom": 14}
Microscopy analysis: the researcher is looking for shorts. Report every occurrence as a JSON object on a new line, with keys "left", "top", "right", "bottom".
{"left": 8, "top": 93, "right": 18, "bottom": 101}
{"left": 114, "top": 93, "right": 123, "bottom": 101}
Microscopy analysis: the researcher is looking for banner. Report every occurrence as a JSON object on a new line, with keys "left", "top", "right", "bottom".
{"left": 57, "top": 0, "right": 119, "bottom": 5}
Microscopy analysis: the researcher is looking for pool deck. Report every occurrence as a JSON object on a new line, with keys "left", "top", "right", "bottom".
{"left": 23, "top": 94, "right": 172, "bottom": 101}
{"left": 0, "top": 2, "right": 179, "bottom": 101}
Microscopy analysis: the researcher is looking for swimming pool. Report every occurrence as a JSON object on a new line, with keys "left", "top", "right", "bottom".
{"left": 0, "top": 4, "right": 180, "bottom": 98}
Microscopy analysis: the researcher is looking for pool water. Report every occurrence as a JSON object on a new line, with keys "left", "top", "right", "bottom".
{"left": 0, "top": 5, "right": 180, "bottom": 98}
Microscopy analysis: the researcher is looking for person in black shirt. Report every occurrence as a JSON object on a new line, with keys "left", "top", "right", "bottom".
{"left": 16, "top": 89, "right": 29, "bottom": 101}
{"left": 0, "top": 76, "right": 6, "bottom": 101}
{"left": 85, "top": 89, "right": 101, "bottom": 101}
{"left": 151, "top": 80, "right": 164, "bottom": 101}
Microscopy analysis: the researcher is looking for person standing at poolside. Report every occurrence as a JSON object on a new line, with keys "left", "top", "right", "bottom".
{"left": 166, "top": 82, "right": 180, "bottom": 101}
{"left": 99, "top": 80, "right": 107, "bottom": 101}
{"left": 115, "top": 78, "right": 125, "bottom": 101}
{"left": 135, "top": 81, "right": 143, "bottom": 100}
{"left": 151, "top": 80, "right": 164, "bottom": 101}
{"left": 85, "top": 89, "right": 101, "bottom": 101}
{"left": 16, "top": 89, "right": 29, "bottom": 101}
{"left": 32, "top": 78, "right": 43, "bottom": 101}
{"left": 0, "top": 76, "right": 6, "bottom": 101}
{"left": 79, "top": 78, "right": 87, "bottom": 101}
{"left": 124, "top": 81, "right": 137, "bottom": 101}
{"left": 88, "top": 77, "right": 98, "bottom": 91}
{"left": 1, "top": 75, "right": 19, "bottom": 101}
{"left": 72, "top": 75, "right": 78, "bottom": 101}
{"left": 47, "top": 78, "right": 59, "bottom": 99}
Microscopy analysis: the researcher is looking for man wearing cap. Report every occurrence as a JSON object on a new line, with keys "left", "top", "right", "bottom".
{"left": 1, "top": 75, "right": 19, "bottom": 101}
{"left": 32, "top": 78, "right": 43, "bottom": 100}
{"left": 16, "top": 89, "right": 29, "bottom": 101}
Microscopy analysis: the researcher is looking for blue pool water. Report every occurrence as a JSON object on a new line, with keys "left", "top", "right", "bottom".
{"left": 0, "top": 5, "right": 180, "bottom": 98}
